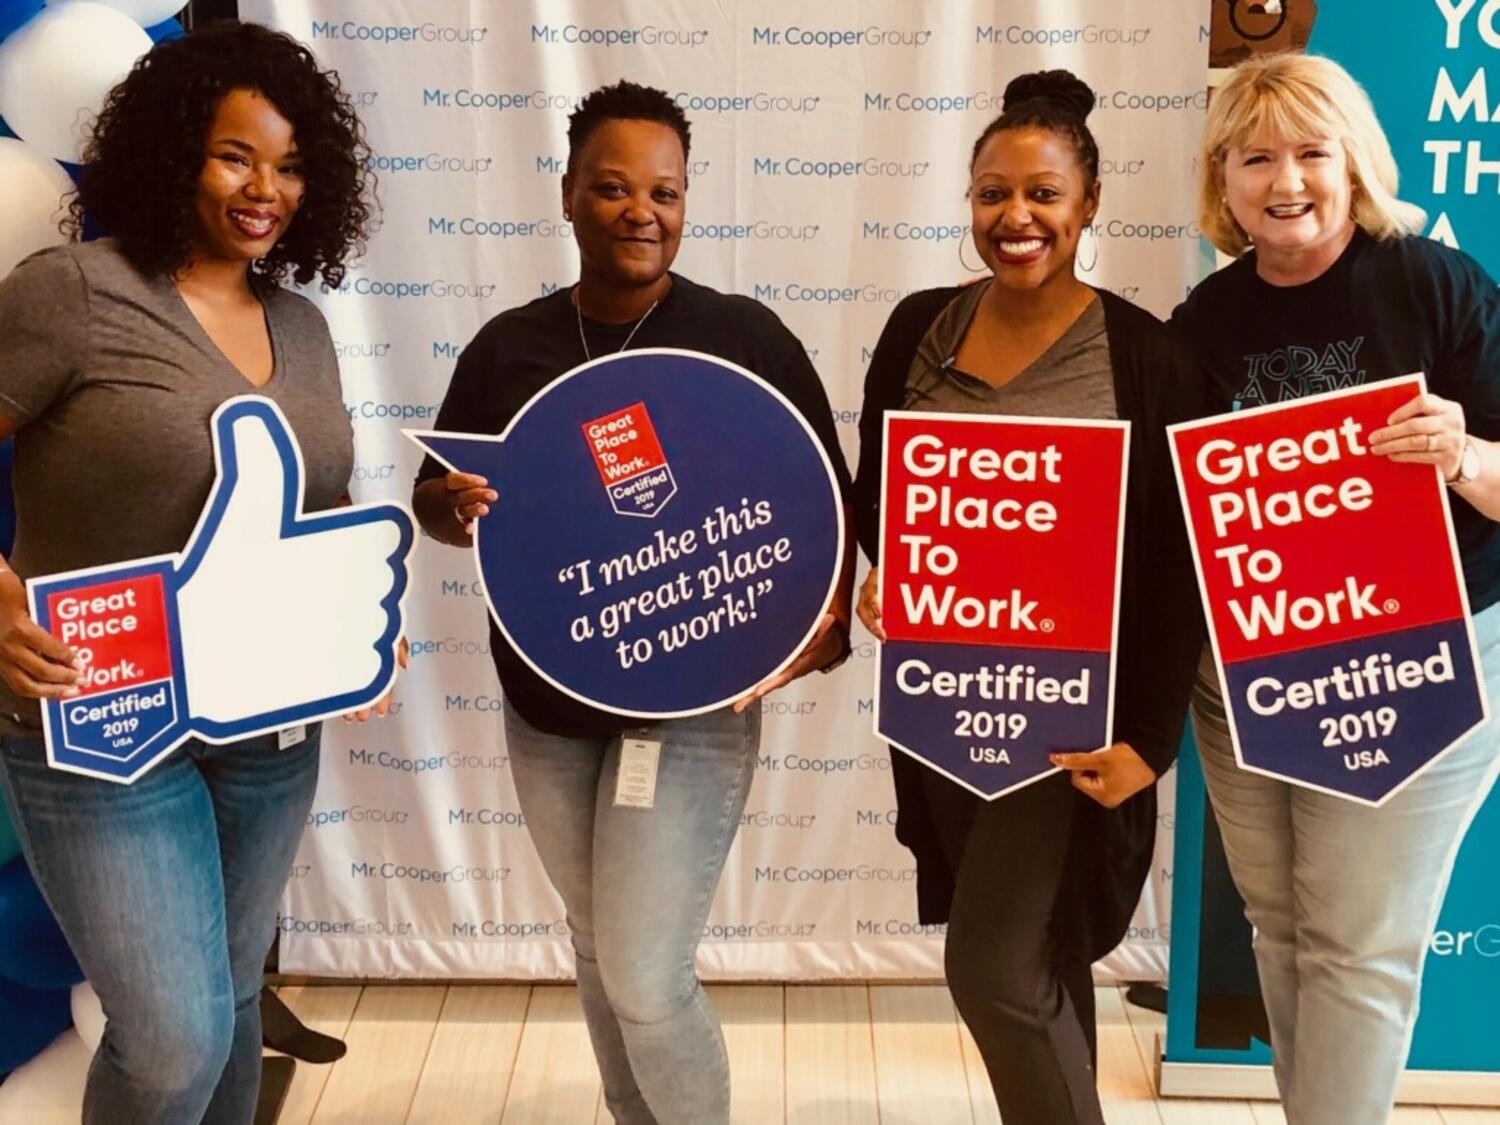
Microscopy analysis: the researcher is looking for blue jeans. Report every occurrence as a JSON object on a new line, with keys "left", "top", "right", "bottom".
{"left": 0, "top": 727, "right": 321, "bottom": 1125}
{"left": 503, "top": 702, "right": 760, "bottom": 1125}
{"left": 1192, "top": 601, "right": 1500, "bottom": 1125}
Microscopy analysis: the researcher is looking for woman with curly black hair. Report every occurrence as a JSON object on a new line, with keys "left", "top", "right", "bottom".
{"left": 0, "top": 21, "right": 375, "bottom": 1124}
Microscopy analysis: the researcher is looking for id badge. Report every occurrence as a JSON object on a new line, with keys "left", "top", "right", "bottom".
{"left": 278, "top": 725, "right": 307, "bottom": 750}
{"left": 614, "top": 734, "right": 661, "bottom": 809}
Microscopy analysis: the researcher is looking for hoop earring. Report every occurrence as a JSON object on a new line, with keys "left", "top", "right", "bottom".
{"left": 958, "top": 236, "right": 989, "bottom": 275}
{"left": 1076, "top": 222, "right": 1099, "bottom": 273}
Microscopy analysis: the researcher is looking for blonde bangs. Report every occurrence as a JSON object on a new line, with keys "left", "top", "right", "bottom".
{"left": 1197, "top": 53, "right": 1426, "bottom": 257}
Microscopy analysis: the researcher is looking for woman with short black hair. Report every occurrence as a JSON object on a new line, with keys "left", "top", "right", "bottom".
{"left": 0, "top": 21, "right": 377, "bottom": 1124}
{"left": 412, "top": 80, "right": 852, "bottom": 1125}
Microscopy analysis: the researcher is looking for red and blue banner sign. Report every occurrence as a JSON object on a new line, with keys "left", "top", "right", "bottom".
{"left": 1169, "top": 375, "right": 1488, "bottom": 805}
{"left": 874, "top": 413, "right": 1129, "bottom": 800}
{"left": 407, "top": 348, "right": 844, "bottom": 718}
{"left": 30, "top": 396, "right": 415, "bottom": 784}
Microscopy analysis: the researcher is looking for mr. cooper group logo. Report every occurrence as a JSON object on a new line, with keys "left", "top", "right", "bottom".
{"left": 975, "top": 23, "right": 1151, "bottom": 46}
{"left": 311, "top": 19, "right": 487, "bottom": 43}
{"left": 750, "top": 282, "right": 918, "bottom": 306}
{"left": 704, "top": 920, "right": 818, "bottom": 939}
{"left": 753, "top": 156, "right": 931, "bottom": 179}
{"left": 427, "top": 217, "right": 572, "bottom": 240}
{"left": 323, "top": 276, "right": 498, "bottom": 301}
{"left": 366, "top": 153, "right": 495, "bottom": 176}
{"left": 346, "top": 747, "right": 509, "bottom": 773}
{"left": 407, "top": 636, "right": 491, "bottom": 659}
{"left": 280, "top": 915, "right": 416, "bottom": 937}
{"left": 345, "top": 399, "right": 440, "bottom": 423}
{"left": 532, "top": 23, "right": 710, "bottom": 47}
{"left": 754, "top": 864, "right": 915, "bottom": 883}
{"left": 350, "top": 860, "right": 510, "bottom": 885}
{"left": 1430, "top": 925, "right": 1500, "bottom": 957}
{"left": 306, "top": 804, "right": 410, "bottom": 829}
{"left": 750, "top": 25, "right": 931, "bottom": 48}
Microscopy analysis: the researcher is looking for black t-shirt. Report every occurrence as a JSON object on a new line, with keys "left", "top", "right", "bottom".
{"left": 417, "top": 273, "right": 852, "bottom": 737}
{"left": 1173, "top": 229, "right": 1500, "bottom": 613}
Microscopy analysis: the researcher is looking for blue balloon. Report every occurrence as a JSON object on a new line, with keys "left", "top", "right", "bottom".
{"left": 0, "top": 1, "right": 42, "bottom": 46}
{"left": 0, "top": 977, "right": 70, "bottom": 1074}
{"left": 0, "top": 856, "right": 81, "bottom": 991}
{"left": 146, "top": 17, "right": 183, "bottom": 43}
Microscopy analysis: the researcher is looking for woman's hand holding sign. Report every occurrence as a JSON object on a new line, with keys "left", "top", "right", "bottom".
{"left": 1050, "top": 743, "right": 1156, "bottom": 809}
{"left": 344, "top": 636, "right": 409, "bottom": 724}
{"left": 0, "top": 569, "right": 80, "bottom": 700}
{"left": 731, "top": 611, "right": 840, "bottom": 713}
{"left": 412, "top": 471, "right": 498, "bottom": 546}
{"left": 857, "top": 566, "right": 885, "bottom": 641}
{"left": 1368, "top": 392, "right": 1466, "bottom": 478}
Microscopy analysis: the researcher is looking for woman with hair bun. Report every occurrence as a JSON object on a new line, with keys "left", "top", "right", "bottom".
{"left": 0, "top": 21, "right": 378, "bottom": 1124}
{"left": 852, "top": 69, "right": 1204, "bottom": 1122}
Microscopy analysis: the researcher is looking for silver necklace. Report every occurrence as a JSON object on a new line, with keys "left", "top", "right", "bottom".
{"left": 574, "top": 287, "right": 660, "bottom": 362}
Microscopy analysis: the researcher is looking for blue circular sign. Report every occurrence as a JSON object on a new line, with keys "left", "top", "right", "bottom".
{"left": 414, "top": 349, "right": 843, "bottom": 717}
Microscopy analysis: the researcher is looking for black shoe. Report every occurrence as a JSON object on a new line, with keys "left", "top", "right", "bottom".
{"left": 260, "top": 986, "right": 348, "bottom": 1063}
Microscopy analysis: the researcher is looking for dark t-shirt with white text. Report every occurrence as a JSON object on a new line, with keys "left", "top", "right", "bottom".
{"left": 1173, "top": 229, "right": 1500, "bottom": 613}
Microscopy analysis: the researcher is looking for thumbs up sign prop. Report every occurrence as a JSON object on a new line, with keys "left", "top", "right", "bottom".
{"left": 29, "top": 397, "right": 415, "bottom": 783}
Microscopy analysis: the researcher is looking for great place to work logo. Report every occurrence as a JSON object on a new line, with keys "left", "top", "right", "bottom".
{"left": 1170, "top": 374, "right": 1487, "bottom": 805}
{"left": 875, "top": 413, "right": 1129, "bottom": 799}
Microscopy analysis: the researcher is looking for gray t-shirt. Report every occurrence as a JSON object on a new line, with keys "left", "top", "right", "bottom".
{"left": 0, "top": 239, "right": 352, "bottom": 725}
{"left": 903, "top": 281, "right": 1116, "bottom": 421}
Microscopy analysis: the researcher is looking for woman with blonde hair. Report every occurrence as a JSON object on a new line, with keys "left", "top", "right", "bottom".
{"left": 1174, "top": 51, "right": 1500, "bottom": 1124}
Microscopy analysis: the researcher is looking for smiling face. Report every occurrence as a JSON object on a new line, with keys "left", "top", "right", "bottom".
{"left": 969, "top": 126, "right": 1099, "bottom": 292}
{"left": 1220, "top": 133, "right": 1355, "bottom": 262}
{"left": 562, "top": 118, "right": 686, "bottom": 296}
{"left": 191, "top": 88, "right": 304, "bottom": 265}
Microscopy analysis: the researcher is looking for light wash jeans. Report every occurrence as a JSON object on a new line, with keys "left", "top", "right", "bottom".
{"left": 1192, "top": 601, "right": 1500, "bottom": 1125}
{"left": 503, "top": 702, "right": 760, "bottom": 1125}
{"left": 0, "top": 727, "right": 321, "bottom": 1125}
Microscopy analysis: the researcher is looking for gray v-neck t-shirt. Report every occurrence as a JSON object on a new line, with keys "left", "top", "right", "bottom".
{"left": 0, "top": 239, "right": 352, "bottom": 724}
{"left": 902, "top": 280, "right": 1116, "bottom": 421}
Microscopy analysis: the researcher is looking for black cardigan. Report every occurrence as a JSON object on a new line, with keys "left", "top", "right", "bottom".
{"left": 853, "top": 285, "right": 1208, "bottom": 961}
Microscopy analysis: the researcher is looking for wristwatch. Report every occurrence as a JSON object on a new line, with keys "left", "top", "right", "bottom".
{"left": 818, "top": 618, "right": 853, "bottom": 674}
{"left": 1448, "top": 437, "right": 1481, "bottom": 487}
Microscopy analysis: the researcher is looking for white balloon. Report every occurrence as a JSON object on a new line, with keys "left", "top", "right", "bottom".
{"left": 0, "top": 2, "right": 151, "bottom": 162}
{"left": 0, "top": 139, "right": 74, "bottom": 280}
{"left": 47, "top": 0, "right": 183, "bottom": 28}
{"left": 0, "top": 1028, "right": 90, "bottom": 1122}
{"left": 69, "top": 981, "right": 105, "bottom": 1053}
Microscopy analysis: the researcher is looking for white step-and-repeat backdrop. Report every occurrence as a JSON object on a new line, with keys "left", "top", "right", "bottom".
{"left": 243, "top": 0, "right": 1210, "bottom": 981}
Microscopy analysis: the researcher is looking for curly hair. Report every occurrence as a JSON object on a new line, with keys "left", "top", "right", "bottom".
{"left": 566, "top": 80, "right": 691, "bottom": 175}
{"left": 66, "top": 21, "right": 374, "bottom": 288}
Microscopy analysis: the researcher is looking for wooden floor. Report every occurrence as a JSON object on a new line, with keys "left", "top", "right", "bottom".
{"left": 271, "top": 983, "right": 1500, "bottom": 1124}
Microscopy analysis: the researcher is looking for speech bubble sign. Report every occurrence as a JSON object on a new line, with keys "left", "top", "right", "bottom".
{"left": 29, "top": 396, "right": 415, "bottom": 784}
{"left": 407, "top": 348, "right": 844, "bottom": 717}
{"left": 874, "top": 413, "right": 1130, "bottom": 800}
{"left": 1169, "top": 374, "right": 1488, "bottom": 805}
